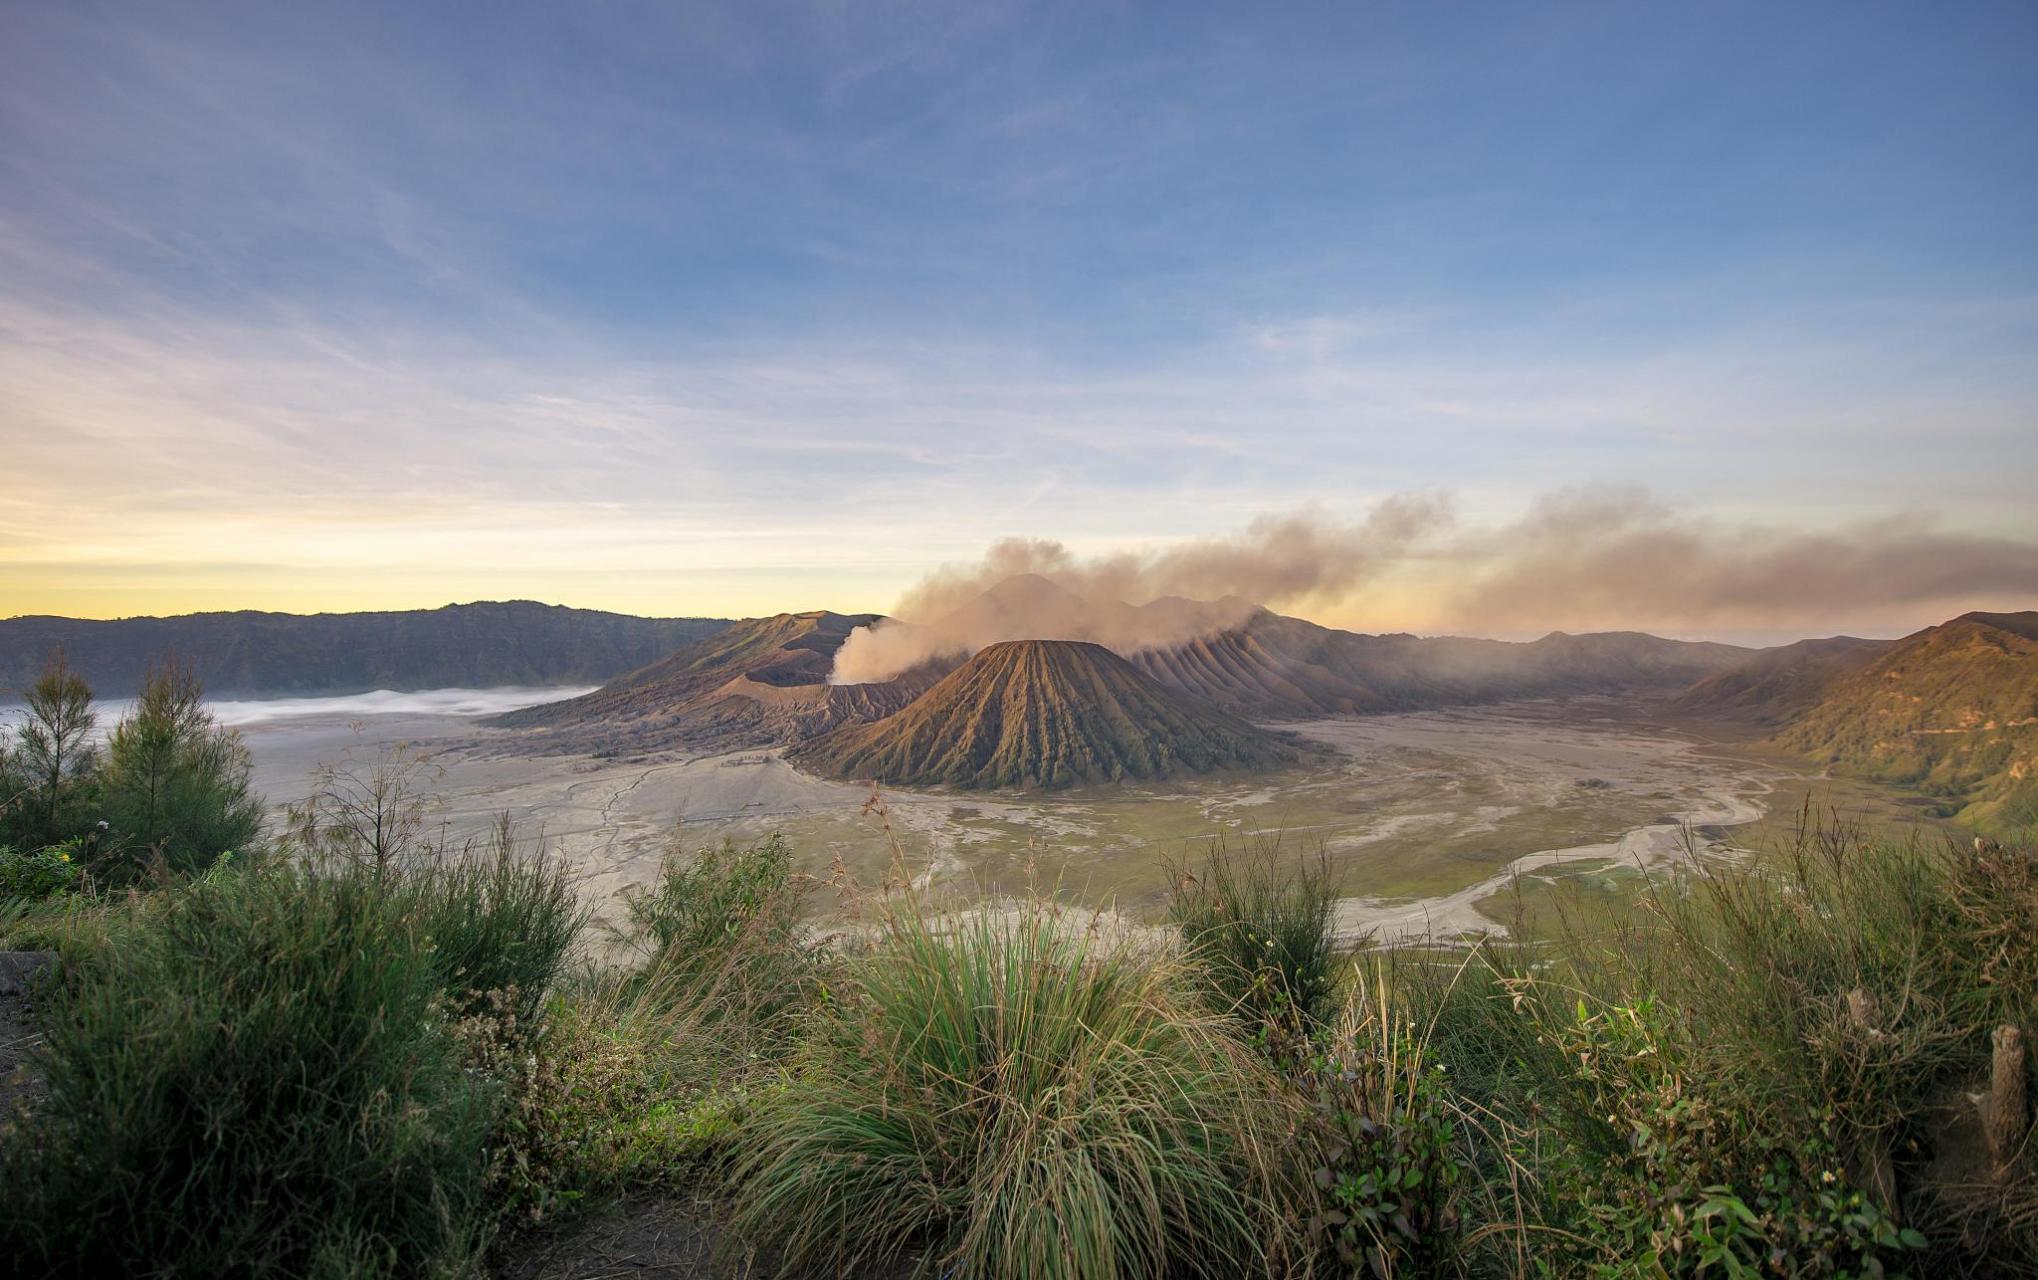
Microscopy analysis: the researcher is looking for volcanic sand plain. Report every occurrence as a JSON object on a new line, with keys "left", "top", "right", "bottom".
{"left": 237, "top": 693, "right": 1957, "bottom": 943}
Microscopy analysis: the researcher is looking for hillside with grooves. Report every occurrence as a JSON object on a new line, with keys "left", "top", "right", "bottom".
{"left": 791, "top": 639, "right": 1298, "bottom": 790}
{"left": 1128, "top": 609, "right": 1755, "bottom": 718}
{"left": 0, "top": 602, "right": 730, "bottom": 698}
{"left": 1771, "top": 612, "right": 2038, "bottom": 825}
{"left": 490, "top": 611, "right": 941, "bottom": 756}
{"left": 1671, "top": 635, "right": 1892, "bottom": 726}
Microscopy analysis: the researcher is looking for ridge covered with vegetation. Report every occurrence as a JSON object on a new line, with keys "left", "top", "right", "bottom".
{"left": 1765, "top": 612, "right": 2038, "bottom": 825}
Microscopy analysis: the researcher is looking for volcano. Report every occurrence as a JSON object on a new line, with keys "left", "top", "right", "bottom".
{"left": 789, "top": 639, "right": 1298, "bottom": 790}
{"left": 490, "top": 611, "right": 942, "bottom": 755}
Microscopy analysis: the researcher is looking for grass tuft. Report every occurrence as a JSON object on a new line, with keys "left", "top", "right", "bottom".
{"left": 731, "top": 897, "right": 1301, "bottom": 1279}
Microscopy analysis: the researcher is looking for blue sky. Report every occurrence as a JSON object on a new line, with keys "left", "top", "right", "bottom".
{"left": 2, "top": 1, "right": 2034, "bottom": 636}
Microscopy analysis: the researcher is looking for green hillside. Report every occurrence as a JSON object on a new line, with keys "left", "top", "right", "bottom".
{"left": 1772, "top": 611, "right": 2038, "bottom": 826}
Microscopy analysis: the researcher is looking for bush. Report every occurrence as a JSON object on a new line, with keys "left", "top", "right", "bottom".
{"left": 614, "top": 834, "right": 810, "bottom": 1047}
{"left": 1642, "top": 825, "right": 2038, "bottom": 1264}
{"left": 1537, "top": 994, "right": 1921, "bottom": 1277}
{"left": 1384, "top": 824, "right": 2037, "bottom": 1277}
{"left": 1167, "top": 835, "right": 1344, "bottom": 1039}
{"left": 0, "top": 849, "right": 584, "bottom": 1278}
{"left": 401, "top": 818, "right": 584, "bottom": 1033}
{"left": 731, "top": 899, "right": 1301, "bottom": 1280}
{"left": 0, "top": 839, "right": 84, "bottom": 899}
{"left": 1295, "top": 964, "right": 1469, "bottom": 1279}
{"left": 465, "top": 978, "right": 755, "bottom": 1229}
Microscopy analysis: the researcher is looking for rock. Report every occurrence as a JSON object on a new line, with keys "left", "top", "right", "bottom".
{"left": 0, "top": 951, "right": 56, "bottom": 997}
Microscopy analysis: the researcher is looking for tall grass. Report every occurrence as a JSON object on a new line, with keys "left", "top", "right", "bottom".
{"left": 1377, "top": 818, "right": 2038, "bottom": 1277}
{"left": 0, "top": 844, "right": 583, "bottom": 1279}
{"left": 1638, "top": 818, "right": 2038, "bottom": 1265}
{"left": 1167, "top": 834, "right": 1344, "bottom": 1036}
{"left": 731, "top": 899, "right": 1302, "bottom": 1279}
{"left": 410, "top": 816, "right": 585, "bottom": 1032}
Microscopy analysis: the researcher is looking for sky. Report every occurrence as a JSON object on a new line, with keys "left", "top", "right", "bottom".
{"left": 2, "top": 1, "right": 2035, "bottom": 640}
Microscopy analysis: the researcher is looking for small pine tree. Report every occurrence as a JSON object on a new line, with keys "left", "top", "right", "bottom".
{"left": 99, "top": 663, "right": 264, "bottom": 875}
{"left": 2, "top": 650, "right": 99, "bottom": 849}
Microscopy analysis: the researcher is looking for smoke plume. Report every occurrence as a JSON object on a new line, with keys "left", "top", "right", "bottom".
{"left": 1446, "top": 489, "right": 2038, "bottom": 634}
{"left": 829, "top": 499, "right": 1448, "bottom": 683}
{"left": 829, "top": 488, "right": 2038, "bottom": 684}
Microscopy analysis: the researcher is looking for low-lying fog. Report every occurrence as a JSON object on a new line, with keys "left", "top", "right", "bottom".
{"left": 0, "top": 685, "right": 590, "bottom": 742}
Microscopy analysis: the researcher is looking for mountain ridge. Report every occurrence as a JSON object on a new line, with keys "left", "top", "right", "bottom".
{"left": 1765, "top": 610, "right": 2038, "bottom": 825}
{"left": 490, "top": 611, "right": 943, "bottom": 755}
{"left": 0, "top": 601, "right": 732, "bottom": 698}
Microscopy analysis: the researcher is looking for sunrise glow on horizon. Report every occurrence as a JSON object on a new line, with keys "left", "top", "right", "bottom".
{"left": 5, "top": 3, "right": 2035, "bottom": 639}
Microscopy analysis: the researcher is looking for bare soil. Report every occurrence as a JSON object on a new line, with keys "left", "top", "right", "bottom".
{"left": 0, "top": 987, "right": 46, "bottom": 1119}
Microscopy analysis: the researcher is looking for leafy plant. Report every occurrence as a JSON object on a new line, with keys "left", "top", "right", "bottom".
{"left": 614, "top": 833, "right": 810, "bottom": 1044}
{"left": 0, "top": 846, "right": 584, "bottom": 1278}
{"left": 1299, "top": 965, "right": 1467, "bottom": 1279}
{"left": 0, "top": 839, "right": 84, "bottom": 899}
{"left": 1540, "top": 994, "right": 1923, "bottom": 1278}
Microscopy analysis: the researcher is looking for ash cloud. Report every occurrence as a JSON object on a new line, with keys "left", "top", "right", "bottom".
{"left": 830, "top": 499, "right": 1452, "bottom": 683}
{"left": 1445, "top": 489, "right": 2038, "bottom": 634}
{"left": 830, "top": 489, "right": 2038, "bottom": 683}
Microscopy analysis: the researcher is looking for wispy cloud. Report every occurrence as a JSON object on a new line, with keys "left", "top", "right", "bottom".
{"left": 1, "top": 2, "right": 2033, "bottom": 628}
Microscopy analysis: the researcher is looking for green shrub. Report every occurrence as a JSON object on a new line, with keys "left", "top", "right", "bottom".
{"left": 615, "top": 833, "right": 810, "bottom": 1045}
{"left": 732, "top": 899, "right": 1300, "bottom": 1279}
{"left": 1382, "top": 825, "right": 2036, "bottom": 1277}
{"left": 1167, "top": 835, "right": 1343, "bottom": 1038}
{"left": 0, "top": 849, "right": 584, "bottom": 1278}
{"left": 0, "top": 839, "right": 84, "bottom": 899}
{"left": 401, "top": 819, "right": 584, "bottom": 1033}
{"left": 1643, "top": 826, "right": 2038, "bottom": 1262}
{"left": 1538, "top": 993, "right": 1922, "bottom": 1278}
{"left": 1298, "top": 964, "right": 1469, "bottom": 1279}
{"left": 465, "top": 978, "right": 758, "bottom": 1231}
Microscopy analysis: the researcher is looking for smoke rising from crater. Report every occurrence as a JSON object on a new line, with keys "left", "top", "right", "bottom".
{"left": 829, "top": 488, "right": 2038, "bottom": 684}
{"left": 830, "top": 499, "right": 1449, "bottom": 683}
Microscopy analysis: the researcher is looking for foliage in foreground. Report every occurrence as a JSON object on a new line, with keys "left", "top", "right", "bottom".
{"left": 0, "top": 841, "right": 580, "bottom": 1280}
{"left": 1387, "top": 819, "right": 2038, "bottom": 1278}
{"left": 1, "top": 653, "right": 261, "bottom": 880}
{"left": 1168, "top": 834, "right": 1344, "bottom": 1037}
{"left": 4, "top": 768, "right": 2033, "bottom": 1280}
{"left": 731, "top": 900, "right": 1303, "bottom": 1280}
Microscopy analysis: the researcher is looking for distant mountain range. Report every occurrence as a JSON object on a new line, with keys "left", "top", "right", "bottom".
{"left": 0, "top": 602, "right": 732, "bottom": 698}
{"left": 20, "top": 591, "right": 2031, "bottom": 814}
{"left": 789, "top": 639, "right": 1299, "bottom": 789}
{"left": 491, "top": 578, "right": 1761, "bottom": 786}
{"left": 1133, "top": 609, "right": 1754, "bottom": 718}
